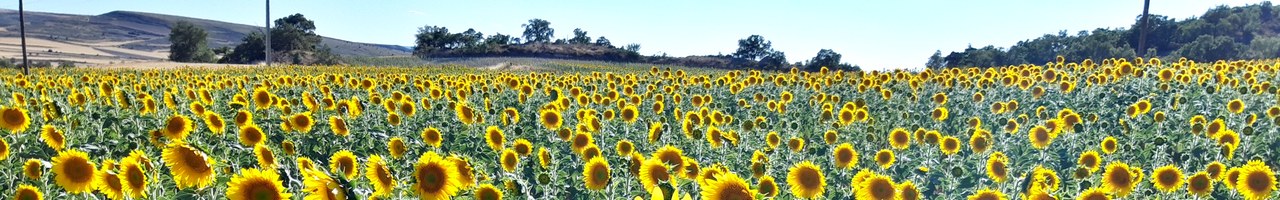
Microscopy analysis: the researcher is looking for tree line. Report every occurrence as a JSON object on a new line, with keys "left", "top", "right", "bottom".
{"left": 929, "top": 2, "right": 1280, "bottom": 69}
{"left": 168, "top": 14, "right": 340, "bottom": 65}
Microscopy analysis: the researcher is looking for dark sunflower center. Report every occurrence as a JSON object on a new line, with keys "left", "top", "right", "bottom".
{"left": 798, "top": 169, "right": 821, "bottom": 187}
{"left": 1245, "top": 172, "right": 1272, "bottom": 191}
{"left": 869, "top": 179, "right": 895, "bottom": 198}
{"left": 64, "top": 158, "right": 94, "bottom": 182}
{"left": 246, "top": 180, "right": 279, "bottom": 200}
{"left": 418, "top": 165, "right": 446, "bottom": 191}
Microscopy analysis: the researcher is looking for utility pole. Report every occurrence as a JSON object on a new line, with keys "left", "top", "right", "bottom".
{"left": 1137, "top": 0, "right": 1150, "bottom": 58}
{"left": 265, "top": 0, "right": 271, "bottom": 67}
{"left": 19, "top": 0, "right": 29, "bottom": 74}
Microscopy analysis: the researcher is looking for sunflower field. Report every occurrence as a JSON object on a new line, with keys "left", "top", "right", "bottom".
{"left": 0, "top": 57, "right": 1278, "bottom": 200}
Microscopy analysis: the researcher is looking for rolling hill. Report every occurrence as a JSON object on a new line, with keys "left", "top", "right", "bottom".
{"left": 0, "top": 9, "right": 409, "bottom": 64}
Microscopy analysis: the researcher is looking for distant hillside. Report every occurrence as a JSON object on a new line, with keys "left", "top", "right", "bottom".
{"left": 0, "top": 9, "right": 410, "bottom": 59}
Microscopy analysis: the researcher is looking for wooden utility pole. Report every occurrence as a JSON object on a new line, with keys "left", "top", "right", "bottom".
{"left": 1138, "top": 0, "right": 1150, "bottom": 57}
{"left": 265, "top": 0, "right": 271, "bottom": 67}
{"left": 19, "top": 0, "right": 29, "bottom": 74}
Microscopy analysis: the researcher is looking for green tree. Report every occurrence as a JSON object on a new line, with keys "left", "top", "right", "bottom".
{"left": 733, "top": 35, "right": 772, "bottom": 60}
{"left": 522, "top": 19, "right": 554, "bottom": 43}
{"left": 806, "top": 49, "right": 841, "bottom": 71}
{"left": 758, "top": 51, "right": 788, "bottom": 70}
{"left": 1244, "top": 36, "right": 1280, "bottom": 59}
{"left": 485, "top": 33, "right": 515, "bottom": 46}
{"left": 594, "top": 36, "right": 612, "bottom": 47}
{"left": 1177, "top": 35, "right": 1243, "bottom": 62}
{"left": 271, "top": 14, "right": 322, "bottom": 52}
{"left": 926, "top": 50, "right": 945, "bottom": 69}
{"left": 569, "top": 28, "right": 591, "bottom": 44}
{"left": 413, "top": 26, "right": 453, "bottom": 55}
{"left": 219, "top": 32, "right": 265, "bottom": 64}
{"left": 168, "top": 21, "right": 214, "bottom": 62}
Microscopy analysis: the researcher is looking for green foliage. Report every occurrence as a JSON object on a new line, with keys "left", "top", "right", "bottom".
{"left": 1176, "top": 35, "right": 1242, "bottom": 62}
{"left": 270, "top": 14, "right": 322, "bottom": 52}
{"left": 522, "top": 19, "right": 554, "bottom": 44}
{"left": 939, "top": 2, "right": 1280, "bottom": 67}
{"left": 733, "top": 35, "right": 772, "bottom": 61}
{"left": 219, "top": 32, "right": 265, "bottom": 64}
{"left": 568, "top": 28, "right": 592, "bottom": 45}
{"left": 168, "top": 21, "right": 215, "bottom": 63}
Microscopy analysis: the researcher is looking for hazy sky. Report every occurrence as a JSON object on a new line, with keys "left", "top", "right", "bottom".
{"left": 0, "top": 0, "right": 1266, "bottom": 70}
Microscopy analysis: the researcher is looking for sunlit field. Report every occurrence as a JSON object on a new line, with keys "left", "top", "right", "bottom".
{"left": 0, "top": 57, "right": 1277, "bottom": 200}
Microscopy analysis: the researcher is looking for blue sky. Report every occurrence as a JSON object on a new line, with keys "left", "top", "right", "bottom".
{"left": 0, "top": 0, "right": 1265, "bottom": 70}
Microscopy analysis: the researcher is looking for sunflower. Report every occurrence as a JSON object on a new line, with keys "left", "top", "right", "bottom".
{"left": 1186, "top": 172, "right": 1213, "bottom": 196}
{"left": 1207, "top": 161, "right": 1227, "bottom": 180}
{"left": 1236, "top": 161, "right": 1276, "bottom": 200}
{"left": 281, "top": 140, "right": 295, "bottom": 156}
{"left": 1078, "top": 151, "right": 1101, "bottom": 172}
{"left": 922, "top": 103, "right": 946, "bottom": 120}
{"left": 252, "top": 88, "right": 272, "bottom": 109}
{"left": 204, "top": 112, "right": 227, "bottom": 135}
{"left": 301, "top": 164, "right": 347, "bottom": 200}
{"left": 501, "top": 149, "right": 519, "bottom": 172}
{"left": 838, "top": 107, "right": 856, "bottom": 125}
{"left": 874, "top": 149, "right": 895, "bottom": 169}
{"left": 1227, "top": 167, "right": 1244, "bottom": 189}
{"left": 289, "top": 112, "right": 315, "bottom": 133}
{"left": 1102, "top": 162, "right": 1137, "bottom": 197}
{"left": 616, "top": 139, "right": 635, "bottom": 156}
{"left": 652, "top": 145, "right": 686, "bottom": 174}
{"left": 40, "top": 125, "right": 65, "bottom": 150}
{"left": 446, "top": 156, "right": 477, "bottom": 189}
{"left": 648, "top": 122, "right": 664, "bottom": 143}
{"left": 1077, "top": 187, "right": 1109, "bottom": 200}
{"left": 239, "top": 124, "right": 266, "bottom": 147}
{"left": 621, "top": 105, "right": 640, "bottom": 123}
{"left": 163, "top": 143, "right": 216, "bottom": 189}
{"left": 118, "top": 158, "right": 147, "bottom": 199}
{"left": 787, "top": 137, "right": 805, "bottom": 152}
{"left": 888, "top": 128, "right": 911, "bottom": 149}
{"left": 539, "top": 147, "right": 553, "bottom": 169}
{"left": 832, "top": 143, "right": 858, "bottom": 169}
{"left": 899, "top": 181, "right": 921, "bottom": 200}
{"left": 0, "top": 138, "right": 8, "bottom": 161}
{"left": 540, "top": 109, "right": 563, "bottom": 130}
{"left": 0, "top": 106, "right": 32, "bottom": 133}
{"left": 758, "top": 175, "right": 779, "bottom": 197}
{"left": 13, "top": 184, "right": 43, "bottom": 200}
{"left": 23, "top": 159, "right": 42, "bottom": 180}
{"left": 329, "top": 116, "right": 349, "bottom": 137}
{"left": 365, "top": 155, "right": 395, "bottom": 197}
{"left": 940, "top": 136, "right": 961, "bottom": 155}
{"left": 984, "top": 152, "right": 1009, "bottom": 183}
{"left": 968, "top": 188, "right": 1007, "bottom": 200}
{"left": 475, "top": 183, "right": 502, "bottom": 200}
{"left": 1028, "top": 125, "right": 1053, "bottom": 149}
{"left": 639, "top": 158, "right": 674, "bottom": 192}
{"left": 486, "top": 126, "right": 506, "bottom": 151}
{"left": 255, "top": 144, "right": 277, "bottom": 169}
{"left": 969, "top": 133, "right": 990, "bottom": 153}
{"left": 766, "top": 131, "right": 781, "bottom": 149}
{"left": 787, "top": 161, "right": 826, "bottom": 199}
{"left": 52, "top": 149, "right": 98, "bottom": 193}
{"left": 857, "top": 174, "right": 896, "bottom": 200}
{"left": 571, "top": 131, "right": 596, "bottom": 153}
{"left": 387, "top": 113, "right": 402, "bottom": 126}
{"left": 234, "top": 110, "right": 253, "bottom": 127}
{"left": 1100, "top": 136, "right": 1118, "bottom": 154}
{"left": 1227, "top": 99, "right": 1245, "bottom": 114}
{"left": 329, "top": 150, "right": 359, "bottom": 179}
{"left": 583, "top": 157, "right": 611, "bottom": 191}
{"left": 1151, "top": 165, "right": 1184, "bottom": 193}
{"left": 161, "top": 114, "right": 193, "bottom": 141}
{"left": 389, "top": 137, "right": 407, "bottom": 159}
{"left": 97, "top": 168, "right": 126, "bottom": 200}
{"left": 700, "top": 172, "right": 753, "bottom": 200}
{"left": 226, "top": 168, "right": 292, "bottom": 200}
{"left": 1031, "top": 165, "right": 1061, "bottom": 192}
{"left": 412, "top": 152, "right": 461, "bottom": 199}
{"left": 421, "top": 127, "right": 443, "bottom": 148}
